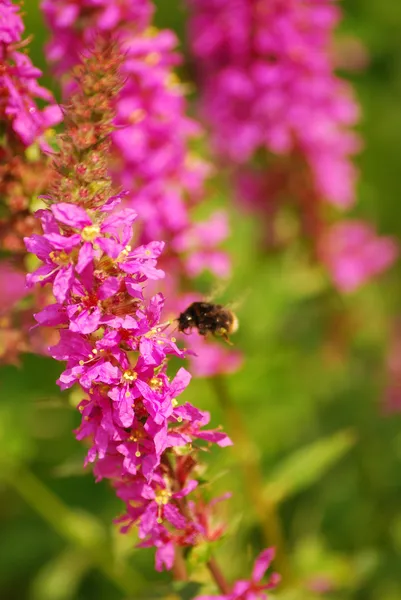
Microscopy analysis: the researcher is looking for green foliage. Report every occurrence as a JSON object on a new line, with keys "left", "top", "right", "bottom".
{"left": 264, "top": 430, "right": 356, "bottom": 503}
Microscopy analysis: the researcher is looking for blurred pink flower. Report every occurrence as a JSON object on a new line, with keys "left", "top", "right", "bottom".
{"left": 0, "top": 0, "right": 62, "bottom": 146}
{"left": 41, "top": 0, "right": 239, "bottom": 377}
{"left": 0, "top": 0, "right": 62, "bottom": 364}
{"left": 0, "top": 263, "right": 27, "bottom": 314}
{"left": 186, "top": 333, "right": 243, "bottom": 378}
{"left": 187, "top": 0, "right": 360, "bottom": 208}
{"left": 41, "top": 0, "right": 221, "bottom": 275}
{"left": 319, "top": 220, "right": 398, "bottom": 292}
{"left": 172, "top": 211, "right": 231, "bottom": 278}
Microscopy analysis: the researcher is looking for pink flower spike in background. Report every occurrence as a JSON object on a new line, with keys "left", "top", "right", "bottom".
{"left": 0, "top": 263, "right": 27, "bottom": 313}
{"left": 0, "top": 0, "right": 62, "bottom": 364}
{"left": 183, "top": 0, "right": 398, "bottom": 296}
{"left": 0, "top": 0, "right": 61, "bottom": 146}
{"left": 320, "top": 220, "right": 398, "bottom": 292}
{"left": 187, "top": 0, "right": 360, "bottom": 208}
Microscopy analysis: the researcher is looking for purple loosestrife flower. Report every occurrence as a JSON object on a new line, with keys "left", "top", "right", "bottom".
{"left": 196, "top": 548, "right": 280, "bottom": 600}
{"left": 41, "top": 0, "right": 240, "bottom": 377}
{"left": 187, "top": 0, "right": 398, "bottom": 291}
{"left": 41, "top": 0, "right": 221, "bottom": 271}
{"left": 41, "top": 0, "right": 152, "bottom": 76}
{"left": 0, "top": 262, "right": 27, "bottom": 313}
{"left": 319, "top": 221, "right": 398, "bottom": 292}
{"left": 0, "top": 0, "right": 61, "bottom": 146}
{"left": 25, "top": 41, "right": 234, "bottom": 571}
{"left": 0, "top": 0, "right": 62, "bottom": 363}
{"left": 187, "top": 0, "right": 359, "bottom": 208}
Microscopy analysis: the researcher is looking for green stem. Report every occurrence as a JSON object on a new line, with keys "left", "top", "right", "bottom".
{"left": 5, "top": 466, "right": 145, "bottom": 596}
{"left": 172, "top": 547, "right": 188, "bottom": 581}
{"left": 207, "top": 557, "right": 231, "bottom": 595}
{"left": 211, "top": 375, "right": 291, "bottom": 584}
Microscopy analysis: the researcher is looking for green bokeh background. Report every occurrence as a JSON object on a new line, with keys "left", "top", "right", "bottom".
{"left": 2, "top": 1, "right": 401, "bottom": 599}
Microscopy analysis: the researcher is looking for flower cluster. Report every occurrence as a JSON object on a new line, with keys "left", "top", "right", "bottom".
{"left": 40, "top": 0, "right": 226, "bottom": 277}
{"left": 41, "top": 0, "right": 241, "bottom": 377}
{"left": 187, "top": 0, "right": 397, "bottom": 290}
{"left": 0, "top": 0, "right": 61, "bottom": 252}
{"left": 187, "top": 0, "right": 358, "bottom": 205}
{"left": 0, "top": 0, "right": 61, "bottom": 147}
{"left": 24, "top": 40, "right": 235, "bottom": 572}
{"left": 0, "top": 0, "right": 62, "bottom": 362}
{"left": 26, "top": 196, "right": 233, "bottom": 569}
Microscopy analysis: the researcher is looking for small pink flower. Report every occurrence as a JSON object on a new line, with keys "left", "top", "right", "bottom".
{"left": 0, "top": 263, "right": 28, "bottom": 314}
{"left": 320, "top": 220, "right": 398, "bottom": 292}
{"left": 196, "top": 548, "right": 280, "bottom": 600}
{"left": 25, "top": 17, "right": 242, "bottom": 574}
{"left": 1, "top": 0, "right": 62, "bottom": 146}
{"left": 186, "top": 333, "right": 243, "bottom": 378}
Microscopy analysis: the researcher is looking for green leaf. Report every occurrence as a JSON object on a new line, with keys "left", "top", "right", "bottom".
{"left": 30, "top": 548, "right": 91, "bottom": 600}
{"left": 264, "top": 430, "right": 356, "bottom": 503}
{"left": 0, "top": 355, "right": 66, "bottom": 467}
{"left": 172, "top": 581, "right": 203, "bottom": 600}
{"left": 0, "top": 354, "right": 63, "bottom": 402}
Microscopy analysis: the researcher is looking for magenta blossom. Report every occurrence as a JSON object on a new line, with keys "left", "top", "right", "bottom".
{"left": 41, "top": 0, "right": 225, "bottom": 279}
{"left": 25, "top": 190, "right": 232, "bottom": 569}
{"left": 0, "top": 263, "right": 28, "bottom": 313}
{"left": 41, "top": 1, "right": 239, "bottom": 384}
{"left": 0, "top": 0, "right": 61, "bottom": 146}
{"left": 187, "top": 0, "right": 360, "bottom": 208}
{"left": 196, "top": 548, "right": 280, "bottom": 600}
{"left": 41, "top": 0, "right": 152, "bottom": 76}
{"left": 319, "top": 220, "right": 398, "bottom": 292}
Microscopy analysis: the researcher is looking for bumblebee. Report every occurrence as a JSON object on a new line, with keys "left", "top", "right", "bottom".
{"left": 177, "top": 302, "right": 239, "bottom": 344}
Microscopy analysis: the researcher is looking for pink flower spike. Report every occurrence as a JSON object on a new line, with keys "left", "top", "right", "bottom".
{"left": 25, "top": 24, "right": 242, "bottom": 575}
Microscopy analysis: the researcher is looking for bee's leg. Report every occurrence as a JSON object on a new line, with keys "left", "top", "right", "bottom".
{"left": 157, "top": 320, "right": 172, "bottom": 332}
{"left": 216, "top": 328, "right": 233, "bottom": 346}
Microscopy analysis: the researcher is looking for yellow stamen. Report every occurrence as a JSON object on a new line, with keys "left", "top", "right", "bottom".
{"left": 123, "top": 370, "right": 138, "bottom": 381}
{"left": 81, "top": 225, "right": 100, "bottom": 242}
{"left": 144, "top": 52, "right": 160, "bottom": 66}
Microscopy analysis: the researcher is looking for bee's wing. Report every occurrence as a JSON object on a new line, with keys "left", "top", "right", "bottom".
{"left": 205, "top": 281, "right": 250, "bottom": 312}
{"left": 225, "top": 288, "right": 251, "bottom": 312}
{"left": 204, "top": 280, "right": 230, "bottom": 303}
